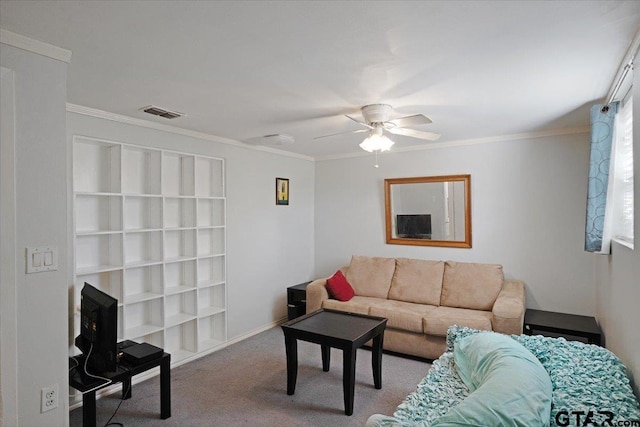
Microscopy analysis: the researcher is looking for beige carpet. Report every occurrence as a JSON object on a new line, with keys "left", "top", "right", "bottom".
{"left": 70, "top": 326, "right": 431, "bottom": 426}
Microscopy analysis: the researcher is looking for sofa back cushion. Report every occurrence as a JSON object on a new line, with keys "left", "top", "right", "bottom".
{"left": 441, "top": 261, "right": 504, "bottom": 310}
{"left": 345, "top": 255, "right": 395, "bottom": 299}
{"left": 388, "top": 258, "right": 444, "bottom": 305}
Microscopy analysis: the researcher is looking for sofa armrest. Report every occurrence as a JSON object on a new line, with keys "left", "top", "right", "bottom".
{"left": 492, "top": 279, "right": 526, "bottom": 335}
{"left": 306, "top": 278, "right": 330, "bottom": 314}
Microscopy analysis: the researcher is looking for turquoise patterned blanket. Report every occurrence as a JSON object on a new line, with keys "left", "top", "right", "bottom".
{"left": 366, "top": 327, "right": 640, "bottom": 427}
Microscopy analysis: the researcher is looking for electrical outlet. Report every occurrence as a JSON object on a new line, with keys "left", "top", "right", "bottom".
{"left": 41, "top": 384, "right": 58, "bottom": 413}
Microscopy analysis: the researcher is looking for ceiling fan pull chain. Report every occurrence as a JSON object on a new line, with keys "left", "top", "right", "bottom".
{"left": 374, "top": 150, "right": 380, "bottom": 168}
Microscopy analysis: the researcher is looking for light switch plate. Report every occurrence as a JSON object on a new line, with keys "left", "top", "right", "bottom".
{"left": 26, "top": 247, "right": 58, "bottom": 273}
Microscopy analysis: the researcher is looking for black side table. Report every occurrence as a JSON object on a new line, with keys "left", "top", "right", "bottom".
{"left": 524, "top": 309, "right": 603, "bottom": 346}
{"left": 70, "top": 347, "right": 171, "bottom": 427}
{"left": 287, "top": 281, "right": 311, "bottom": 320}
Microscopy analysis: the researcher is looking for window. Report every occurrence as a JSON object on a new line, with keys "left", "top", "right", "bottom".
{"left": 612, "top": 90, "right": 634, "bottom": 247}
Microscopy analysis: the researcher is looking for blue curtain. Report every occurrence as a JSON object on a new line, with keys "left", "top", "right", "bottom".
{"left": 584, "top": 103, "right": 618, "bottom": 253}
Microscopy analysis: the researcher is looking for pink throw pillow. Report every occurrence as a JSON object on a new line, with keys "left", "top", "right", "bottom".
{"left": 326, "top": 270, "right": 355, "bottom": 301}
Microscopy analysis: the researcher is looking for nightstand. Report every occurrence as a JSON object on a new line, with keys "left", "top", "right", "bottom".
{"left": 524, "top": 309, "right": 603, "bottom": 346}
{"left": 287, "top": 281, "right": 311, "bottom": 320}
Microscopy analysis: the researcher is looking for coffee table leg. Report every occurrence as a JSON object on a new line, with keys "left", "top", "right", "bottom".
{"left": 284, "top": 334, "right": 298, "bottom": 395}
{"left": 321, "top": 345, "right": 330, "bottom": 372}
{"left": 372, "top": 332, "right": 384, "bottom": 389}
{"left": 343, "top": 348, "right": 357, "bottom": 416}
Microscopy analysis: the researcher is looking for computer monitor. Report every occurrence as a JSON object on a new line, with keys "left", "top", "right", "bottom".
{"left": 396, "top": 214, "right": 432, "bottom": 238}
{"left": 75, "top": 282, "right": 118, "bottom": 372}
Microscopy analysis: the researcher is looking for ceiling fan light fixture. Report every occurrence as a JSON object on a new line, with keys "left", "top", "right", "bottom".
{"left": 359, "top": 129, "right": 394, "bottom": 152}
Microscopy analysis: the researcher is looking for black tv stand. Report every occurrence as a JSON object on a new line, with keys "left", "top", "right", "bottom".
{"left": 69, "top": 342, "right": 171, "bottom": 427}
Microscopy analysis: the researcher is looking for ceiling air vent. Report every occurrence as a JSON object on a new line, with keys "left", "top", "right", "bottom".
{"left": 139, "top": 105, "right": 184, "bottom": 119}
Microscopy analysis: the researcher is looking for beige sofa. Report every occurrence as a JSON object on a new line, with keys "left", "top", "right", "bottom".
{"left": 306, "top": 256, "right": 526, "bottom": 360}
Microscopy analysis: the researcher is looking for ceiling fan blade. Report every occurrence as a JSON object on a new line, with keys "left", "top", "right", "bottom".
{"left": 387, "top": 127, "right": 441, "bottom": 141}
{"left": 345, "top": 114, "right": 373, "bottom": 129}
{"left": 387, "top": 114, "right": 432, "bottom": 128}
{"left": 313, "top": 129, "right": 368, "bottom": 140}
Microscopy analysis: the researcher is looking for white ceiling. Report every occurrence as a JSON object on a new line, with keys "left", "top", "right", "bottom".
{"left": 1, "top": 1, "right": 639, "bottom": 158}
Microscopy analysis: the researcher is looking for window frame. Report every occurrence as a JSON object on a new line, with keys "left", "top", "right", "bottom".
{"left": 611, "top": 87, "right": 634, "bottom": 249}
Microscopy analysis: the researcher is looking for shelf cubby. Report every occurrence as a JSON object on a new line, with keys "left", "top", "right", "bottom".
{"left": 124, "top": 231, "right": 163, "bottom": 267}
{"left": 199, "top": 312, "right": 226, "bottom": 350}
{"left": 124, "top": 195, "right": 162, "bottom": 231}
{"left": 197, "top": 228, "right": 225, "bottom": 257}
{"left": 162, "top": 152, "right": 195, "bottom": 196}
{"left": 75, "top": 270, "right": 124, "bottom": 304}
{"left": 198, "top": 284, "right": 225, "bottom": 318}
{"left": 75, "top": 194, "right": 122, "bottom": 234}
{"left": 197, "top": 255, "right": 225, "bottom": 286}
{"left": 195, "top": 157, "right": 224, "bottom": 197}
{"left": 164, "top": 229, "right": 196, "bottom": 261}
{"left": 197, "top": 198, "right": 225, "bottom": 227}
{"left": 134, "top": 331, "right": 164, "bottom": 349}
{"left": 165, "top": 290, "right": 197, "bottom": 328}
{"left": 164, "top": 197, "right": 196, "bottom": 229}
{"left": 73, "top": 138, "right": 121, "bottom": 193}
{"left": 165, "top": 260, "right": 197, "bottom": 294}
{"left": 76, "top": 233, "right": 123, "bottom": 274}
{"left": 124, "top": 264, "right": 164, "bottom": 304}
{"left": 124, "top": 298, "right": 164, "bottom": 339}
{"left": 165, "top": 320, "right": 197, "bottom": 361}
{"left": 121, "top": 146, "right": 161, "bottom": 195}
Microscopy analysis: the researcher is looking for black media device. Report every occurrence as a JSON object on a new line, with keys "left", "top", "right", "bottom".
{"left": 75, "top": 282, "right": 118, "bottom": 372}
{"left": 122, "top": 342, "right": 163, "bottom": 365}
{"left": 396, "top": 214, "right": 432, "bottom": 238}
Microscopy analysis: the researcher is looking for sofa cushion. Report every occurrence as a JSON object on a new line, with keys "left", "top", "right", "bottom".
{"left": 423, "top": 306, "right": 492, "bottom": 337}
{"left": 326, "top": 270, "right": 355, "bottom": 301}
{"left": 345, "top": 255, "right": 395, "bottom": 299}
{"left": 369, "top": 300, "right": 437, "bottom": 333}
{"left": 440, "top": 261, "right": 504, "bottom": 310}
{"left": 431, "top": 332, "right": 552, "bottom": 427}
{"left": 321, "top": 295, "right": 385, "bottom": 315}
{"left": 388, "top": 258, "right": 444, "bottom": 306}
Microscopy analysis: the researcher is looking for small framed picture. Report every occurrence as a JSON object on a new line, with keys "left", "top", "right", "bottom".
{"left": 276, "top": 177, "right": 289, "bottom": 205}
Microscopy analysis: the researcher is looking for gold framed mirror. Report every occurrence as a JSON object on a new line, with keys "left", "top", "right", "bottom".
{"left": 384, "top": 175, "right": 472, "bottom": 248}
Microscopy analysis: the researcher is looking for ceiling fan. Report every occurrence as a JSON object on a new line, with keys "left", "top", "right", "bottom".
{"left": 315, "top": 104, "right": 440, "bottom": 152}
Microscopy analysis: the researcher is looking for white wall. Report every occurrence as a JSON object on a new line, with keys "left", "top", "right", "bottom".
{"left": 66, "top": 113, "right": 315, "bottom": 339}
{"left": 0, "top": 44, "right": 69, "bottom": 426}
{"left": 595, "top": 69, "right": 640, "bottom": 398}
{"left": 315, "top": 132, "right": 596, "bottom": 316}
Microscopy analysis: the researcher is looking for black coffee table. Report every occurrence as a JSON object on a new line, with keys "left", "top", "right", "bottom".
{"left": 281, "top": 309, "right": 387, "bottom": 415}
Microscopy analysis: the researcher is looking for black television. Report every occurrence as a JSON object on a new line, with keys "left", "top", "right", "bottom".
{"left": 396, "top": 214, "right": 432, "bottom": 238}
{"left": 75, "top": 283, "right": 118, "bottom": 372}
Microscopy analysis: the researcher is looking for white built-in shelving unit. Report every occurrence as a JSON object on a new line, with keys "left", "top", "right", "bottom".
{"left": 71, "top": 136, "right": 226, "bottom": 365}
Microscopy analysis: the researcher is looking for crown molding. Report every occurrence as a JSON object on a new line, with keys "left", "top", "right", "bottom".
{"left": 314, "top": 126, "right": 590, "bottom": 161}
{"left": 66, "top": 103, "right": 314, "bottom": 161}
{"left": 66, "top": 103, "right": 588, "bottom": 163}
{"left": 0, "top": 29, "right": 71, "bottom": 63}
